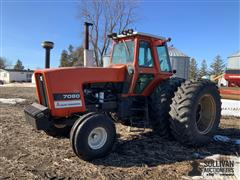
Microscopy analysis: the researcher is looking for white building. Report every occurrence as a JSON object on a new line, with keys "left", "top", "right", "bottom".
{"left": 0, "top": 69, "right": 34, "bottom": 83}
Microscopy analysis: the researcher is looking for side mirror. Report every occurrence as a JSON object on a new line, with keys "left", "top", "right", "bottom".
{"left": 172, "top": 69, "right": 177, "bottom": 74}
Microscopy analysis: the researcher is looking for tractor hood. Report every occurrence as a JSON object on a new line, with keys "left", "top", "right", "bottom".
{"left": 33, "top": 65, "right": 127, "bottom": 116}
{"left": 34, "top": 65, "right": 127, "bottom": 89}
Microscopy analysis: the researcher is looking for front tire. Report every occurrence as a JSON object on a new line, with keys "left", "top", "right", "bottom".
{"left": 71, "top": 113, "right": 116, "bottom": 160}
{"left": 169, "top": 80, "right": 221, "bottom": 146}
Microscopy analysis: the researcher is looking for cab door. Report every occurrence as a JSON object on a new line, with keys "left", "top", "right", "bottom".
{"left": 154, "top": 41, "right": 172, "bottom": 73}
{"left": 129, "top": 39, "right": 157, "bottom": 95}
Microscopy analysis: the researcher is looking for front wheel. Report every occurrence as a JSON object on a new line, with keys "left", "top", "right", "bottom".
{"left": 169, "top": 80, "right": 221, "bottom": 146}
{"left": 70, "top": 113, "right": 116, "bottom": 160}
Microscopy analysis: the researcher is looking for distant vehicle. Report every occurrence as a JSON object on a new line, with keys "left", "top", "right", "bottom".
{"left": 216, "top": 51, "right": 240, "bottom": 100}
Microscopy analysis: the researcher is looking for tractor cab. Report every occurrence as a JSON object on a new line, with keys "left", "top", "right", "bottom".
{"left": 108, "top": 31, "right": 173, "bottom": 95}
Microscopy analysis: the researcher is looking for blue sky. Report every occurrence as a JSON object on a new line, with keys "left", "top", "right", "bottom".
{"left": 1, "top": 0, "right": 239, "bottom": 69}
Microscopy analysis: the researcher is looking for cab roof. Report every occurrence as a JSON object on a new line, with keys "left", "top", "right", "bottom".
{"left": 117, "top": 31, "right": 167, "bottom": 41}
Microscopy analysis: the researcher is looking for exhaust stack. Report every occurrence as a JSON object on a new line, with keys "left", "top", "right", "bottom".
{"left": 84, "top": 22, "right": 93, "bottom": 50}
{"left": 41, "top": 41, "right": 54, "bottom": 68}
{"left": 83, "top": 22, "right": 94, "bottom": 67}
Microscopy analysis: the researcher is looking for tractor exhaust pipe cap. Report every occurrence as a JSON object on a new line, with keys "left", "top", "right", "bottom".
{"left": 41, "top": 41, "right": 54, "bottom": 69}
{"left": 84, "top": 22, "right": 93, "bottom": 50}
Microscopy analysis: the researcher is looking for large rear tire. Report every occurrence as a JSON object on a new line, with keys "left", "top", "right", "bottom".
{"left": 148, "top": 77, "right": 185, "bottom": 137}
{"left": 169, "top": 80, "right": 221, "bottom": 146}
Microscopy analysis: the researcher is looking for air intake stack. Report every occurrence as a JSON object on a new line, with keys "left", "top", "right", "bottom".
{"left": 41, "top": 41, "right": 54, "bottom": 68}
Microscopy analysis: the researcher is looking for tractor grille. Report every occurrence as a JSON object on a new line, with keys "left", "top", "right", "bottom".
{"left": 36, "top": 74, "right": 49, "bottom": 107}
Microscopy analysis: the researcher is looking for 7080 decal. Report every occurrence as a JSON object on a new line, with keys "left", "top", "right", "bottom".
{"left": 63, "top": 94, "right": 80, "bottom": 99}
{"left": 53, "top": 93, "right": 81, "bottom": 101}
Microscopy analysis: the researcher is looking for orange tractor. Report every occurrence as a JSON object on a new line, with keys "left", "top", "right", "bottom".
{"left": 24, "top": 29, "right": 221, "bottom": 160}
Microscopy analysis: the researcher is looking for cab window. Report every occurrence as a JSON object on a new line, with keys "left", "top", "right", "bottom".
{"left": 138, "top": 41, "right": 153, "bottom": 67}
{"left": 112, "top": 40, "right": 134, "bottom": 64}
{"left": 156, "top": 45, "right": 171, "bottom": 72}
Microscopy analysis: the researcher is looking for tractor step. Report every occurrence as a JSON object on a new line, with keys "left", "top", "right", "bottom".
{"left": 128, "top": 119, "right": 147, "bottom": 132}
{"left": 128, "top": 97, "right": 149, "bottom": 133}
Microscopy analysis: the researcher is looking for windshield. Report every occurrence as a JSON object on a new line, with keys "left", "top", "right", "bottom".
{"left": 112, "top": 40, "right": 134, "bottom": 64}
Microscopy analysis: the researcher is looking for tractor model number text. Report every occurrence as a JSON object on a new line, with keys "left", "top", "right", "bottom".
{"left": 53, "top": 93, "right": 81, "bottom": 101}
{"left": 63, "top": 94, "right": 80, "bottom": 99}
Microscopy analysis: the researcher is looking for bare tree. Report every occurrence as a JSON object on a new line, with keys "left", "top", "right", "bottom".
{"left": 59, "top": 45, "right": 84, "bottom": 67}
{"left": 0, "top": 57, "right": 7, "bottom": 69}
{"left": 78, "top": 0, "right": 138, "bottom": 66}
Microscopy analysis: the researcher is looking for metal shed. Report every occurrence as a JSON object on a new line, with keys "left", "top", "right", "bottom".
{"left": 168, "top": 46, "right": 190, "bottom": 80}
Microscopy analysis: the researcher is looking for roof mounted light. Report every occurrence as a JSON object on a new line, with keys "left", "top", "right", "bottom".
{"left": 112, "top": 33, "right": 117, "bottom": 38}
{"left": 163, "top": 37, "right": 171, "bottom": 44}
{"left": 107, "top": 32, "right": 117, "bottom": 39}
{"left": 127, "top": 29, "right": 134, "bottom": 34}
{"left": 122, "top": 30, "right": 128, "bottom": 35}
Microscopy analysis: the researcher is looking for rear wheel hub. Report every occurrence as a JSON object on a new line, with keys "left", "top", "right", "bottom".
{"left": 196, "top": 94, "right": 216, "bottom": 135}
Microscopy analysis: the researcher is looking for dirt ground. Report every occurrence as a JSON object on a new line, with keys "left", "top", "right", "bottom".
{"left": 0, "top": 87, "right": 239, "bottom": 180}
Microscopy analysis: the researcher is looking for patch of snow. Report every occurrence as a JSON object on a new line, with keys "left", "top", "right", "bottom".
{"left": 213, "top": 135, "right": 240, "bottom": 145}
{"left": 221, "top": 99, "right": 240, "bottom": 117}
{"left": 0, "top": 83, "right": 35, "bottom": 87}
{"left": 204, "top": 154, "right": 221, "bottom": 161}
{"left": 0, "top": 98, "right": 26, "bottom": 104}
{"left": 213, "top": 135, "right": 231, "bottom": 143}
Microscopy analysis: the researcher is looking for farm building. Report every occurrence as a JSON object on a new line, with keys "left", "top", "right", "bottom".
{"left": 227, "top": 50, "right": 240, "bottom": 69}
{"left": 168, "top": 46, "right": 190, "bottom": 79}
{"left": 0, "top": 69, "right": 34, "bottom": 83}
